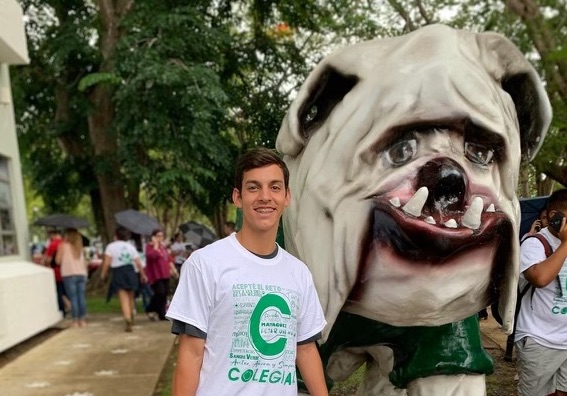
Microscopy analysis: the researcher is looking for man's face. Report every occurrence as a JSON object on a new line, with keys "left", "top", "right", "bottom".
{"left": 233, "top": 164, "right": 290, "bottom": 235}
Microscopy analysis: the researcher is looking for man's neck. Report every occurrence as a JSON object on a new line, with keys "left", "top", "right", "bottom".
{"left": 235, "top": 229, "right": 277, "bottom": 256}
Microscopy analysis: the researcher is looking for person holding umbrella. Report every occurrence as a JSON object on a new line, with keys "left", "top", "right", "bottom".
{"left": 55, "top": 228, "right": 88, "bottom": 328}
{"left": 145, "top": 228, "right": 178, "bottom": 321}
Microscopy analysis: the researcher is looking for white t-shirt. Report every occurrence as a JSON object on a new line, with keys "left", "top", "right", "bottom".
{"left": 515, "top": 227, "right": 567, "bottom": 348}
{"left": 166, "top": 234, "right": 326, "bottom": 396}
{"left": 104, "top": 240, "right": 140, "bottom": 269}
{"left": 171, "top": 241, "right": 187, "bottom": 265}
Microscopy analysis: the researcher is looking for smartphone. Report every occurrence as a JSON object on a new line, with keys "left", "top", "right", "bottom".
{"left": 549, "top": 212, "right": 564, "bottom": 233}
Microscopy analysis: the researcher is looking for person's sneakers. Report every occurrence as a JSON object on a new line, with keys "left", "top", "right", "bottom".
{"left": 125, "top": 319, "right": 133, "bottom": 332}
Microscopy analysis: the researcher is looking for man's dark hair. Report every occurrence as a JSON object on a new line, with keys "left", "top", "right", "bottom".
{"left": 115, "top": 226, "right": 131, "bottom": 241}
{"left": 225, "top": 221, "right": 235, "bottom": 229}
{"left": 547, "top": 189, "right": 567, "bottom": 213}
{"left": 234, "top": 147, "right": 290, "bottom": 192}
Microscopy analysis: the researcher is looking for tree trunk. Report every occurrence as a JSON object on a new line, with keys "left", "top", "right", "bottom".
{"left": 212, "top": 204, "right": 228, "bottom": 237}
{"left": 88, "top": 85, "right": 127, "bottom": 242}
{"left": 87, "top": 0, "right": 134, "bottom": 241}
{"left": 518, "top": 165, "right": 530, "bottom": 197}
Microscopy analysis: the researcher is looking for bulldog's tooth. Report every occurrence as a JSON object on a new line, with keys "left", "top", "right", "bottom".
{"left": 486, "top": 203, "right": 495, "bottom": 212}
{"left": 444, "top": 218, "right": 458, "bottom": 228}
{"left": 402, "top": 187, "right": 428, "bottom": 217}
{"left": 424, "top": 216, "right": 436, "bottom": 225}
{"left": 389, "top": 197, "right": 401, "bottom": 208}
{"left": 462, "top": 196, "right": 483, "bottom": 230}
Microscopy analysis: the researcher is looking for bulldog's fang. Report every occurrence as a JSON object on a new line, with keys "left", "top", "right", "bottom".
{"left": 389, "top": 197, "right": 401, "bottom": 207}
{"left": 462, "top": 196, "right": 483, "bottom": 230}
{"left": 444, "top": 219, "right": 458, "bottom": 228}
{"left": 402, "top": 187, "right": 428, "bottom": 217}
{"left": 424, "top": 216, "right": 436, "bottom": 224}
{"left": 486, "top": 204, "right": 495, "bottom": 212}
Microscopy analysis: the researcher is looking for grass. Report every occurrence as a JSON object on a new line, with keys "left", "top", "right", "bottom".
{"left": 86, "top": 293, "right": 148, "bottom": 315}
{"left": 153, "top": 340, "right": 178, "bottom": 396}
{"left": 86, "top": 295, "right": 123, "bottom": 314}
{"left": 330, "top": 367, "right": 363, "bottom": 395}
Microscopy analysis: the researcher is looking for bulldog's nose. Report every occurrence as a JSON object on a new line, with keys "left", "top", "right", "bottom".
{"left": 417, "top": 158, "right": 467, "bottom": 212}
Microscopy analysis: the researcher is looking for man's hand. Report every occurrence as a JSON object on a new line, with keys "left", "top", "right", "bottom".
{"left": 529, "top": 219, "right": 542, "bottom": 234}
{"left": 557, "top": 216, "right": 567, "bottom": 243}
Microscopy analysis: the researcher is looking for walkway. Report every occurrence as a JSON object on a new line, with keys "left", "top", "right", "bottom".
{"left": 0, "top": 314, "right": 174, "bottom": 396}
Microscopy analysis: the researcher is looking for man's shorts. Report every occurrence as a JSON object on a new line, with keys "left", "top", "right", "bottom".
{"left": 516, "top": 336, "right": 567, "bottom": 396}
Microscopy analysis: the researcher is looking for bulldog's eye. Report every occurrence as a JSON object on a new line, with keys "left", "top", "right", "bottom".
{"left": 385, "top": 139, "right": 417, "bottom": 166}
{"left": 464, "top": 142, "right": 494, "bottom": 166}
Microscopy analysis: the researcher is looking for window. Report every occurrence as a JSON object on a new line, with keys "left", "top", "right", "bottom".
{"left": 0, "top": 157, "right": 17, "bottom": 256}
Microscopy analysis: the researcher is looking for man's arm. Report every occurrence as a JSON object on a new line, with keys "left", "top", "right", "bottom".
{"left": 525, "top": 219, "right": 567, "bottom": 287}
{"left": 173, "top": 334, "right": 205, "bottom": 396}
{"left": 296, "top": 342, "right": 328, "bottom": 396}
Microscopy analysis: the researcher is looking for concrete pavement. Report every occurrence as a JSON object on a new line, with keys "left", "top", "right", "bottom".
{"left": 480, "top": 312, "right": 510, "bottom": 354}
{"left": 0, "top": 313, "right": 175, "bottom": 396}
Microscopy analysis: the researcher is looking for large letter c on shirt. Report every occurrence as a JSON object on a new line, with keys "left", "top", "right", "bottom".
{"left": 249, "top": 293, "right": 291, "bottom": 359}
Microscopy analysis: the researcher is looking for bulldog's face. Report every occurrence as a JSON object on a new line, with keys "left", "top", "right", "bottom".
{"left": 276, "top": 25, "right": 551, "bottom": 339}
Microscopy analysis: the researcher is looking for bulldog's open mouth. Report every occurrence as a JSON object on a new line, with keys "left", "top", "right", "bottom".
{"left": 368, "top": 157, "right": 511, "bottom": 263}
{"left": 347, "top": 157, "right": 513, "bottom": 317}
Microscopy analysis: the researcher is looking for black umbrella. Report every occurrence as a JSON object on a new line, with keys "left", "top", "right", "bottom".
{"left": 519, "top": 196, "right": 549, "bottom": 238}
{"left": 115, "top": 209, "right": 160, "bottom": 236}
{"left": 34, "top": 214, "right": 89, "bottom": 229}
{"left": 179, "top": 221, "right": 217, "bottom": 248}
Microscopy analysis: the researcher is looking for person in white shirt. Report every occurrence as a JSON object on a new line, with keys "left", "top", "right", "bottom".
{"left": 515, "top": 189, "right": 567, "bottom": 396}
{"left": 167, "top": 147, "right": 328, "bottom": 396}
{"left": 101, "top": 226, "right": 147, "bottom": 332}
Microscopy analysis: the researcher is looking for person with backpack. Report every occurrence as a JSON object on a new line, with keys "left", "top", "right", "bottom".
{"left": 515, "top": 189, "right": 567, "bottom": 396}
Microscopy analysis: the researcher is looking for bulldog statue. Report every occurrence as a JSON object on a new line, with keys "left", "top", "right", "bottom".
{"left": 276, "top": 24, "right": 552, "bottom": 395}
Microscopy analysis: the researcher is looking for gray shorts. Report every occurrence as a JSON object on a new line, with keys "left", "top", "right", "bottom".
{"left": 516, "top": 336, "right": 567, "bottom": 396}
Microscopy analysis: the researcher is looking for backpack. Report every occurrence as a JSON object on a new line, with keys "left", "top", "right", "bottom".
{"left": 497, "top": 233, "right": 553, "bottom": 361}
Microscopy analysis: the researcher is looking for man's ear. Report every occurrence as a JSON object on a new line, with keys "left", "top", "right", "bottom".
{"left": 232, "top": 188, "right": 242, "bottom": 208}
{"left": 285, "top": 188, "right": 291, "bottom": 207}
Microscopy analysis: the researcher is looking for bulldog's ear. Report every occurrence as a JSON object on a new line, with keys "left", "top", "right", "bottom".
{"left": 276, "top": 66, "right": 358, "bottom": 157}
{"left": 480, "top": 32, "right": 552, "bottom": 163}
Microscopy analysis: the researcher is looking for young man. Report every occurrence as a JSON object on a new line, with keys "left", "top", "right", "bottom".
{"left": 166, "top": 147, "right": 328, "bottom": 396}
{"left": 515, "top": 189, "right": 567, "bottom": 396}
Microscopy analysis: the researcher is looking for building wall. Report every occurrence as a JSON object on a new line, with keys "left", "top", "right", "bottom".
{"left": 0, "top": 0, "right": 61, "bottom": 353}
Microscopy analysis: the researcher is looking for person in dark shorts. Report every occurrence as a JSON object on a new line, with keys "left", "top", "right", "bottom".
{"left": 101, "top": 226, "right": 148, "bottom": 332}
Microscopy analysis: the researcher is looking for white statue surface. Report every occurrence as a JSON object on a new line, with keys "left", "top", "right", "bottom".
{"left": 277, "top": 24, "right": 552, "bottom": 395}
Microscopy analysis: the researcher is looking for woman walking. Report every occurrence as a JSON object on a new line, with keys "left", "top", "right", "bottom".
{"left": 100, "top": 226, "right": 147, "bottom": 332}
{"left": 56, "top": 228, "right": 88, "bottom": 328}
{"left": 145, "top": 228, "right": 178, "bottom": 321}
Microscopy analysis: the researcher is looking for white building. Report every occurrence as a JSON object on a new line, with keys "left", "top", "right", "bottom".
{"left": 0, "top": 0, "right": 61, "bottom": 353}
